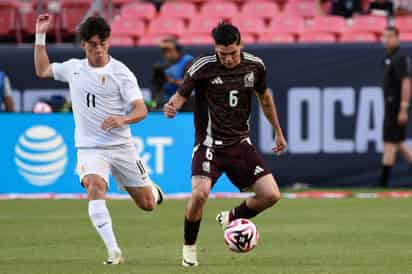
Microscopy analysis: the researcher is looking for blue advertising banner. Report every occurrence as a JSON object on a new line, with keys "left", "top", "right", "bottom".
{"left": 0, "top": 113, "right": 235, "bottom": 195}
{"left": 2, "top": 44, "right": 412, "bottom": 188}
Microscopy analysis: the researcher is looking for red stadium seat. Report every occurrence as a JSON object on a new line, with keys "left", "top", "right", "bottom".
{"left": 340, "top": 32, "right": 378, "bottom": 43}
{"left": 395, "top": 16, "right": 412, "bottom": 33}
{"left": 110, "top": 36, "right": 135, "bottom": 46}
{"left": 111, "top": 18, "right": 145, "bottom": 39}
{"left": 160, "top": 2, "right": 197, "bottom": 20}
{"left": 231, "top": 18, "right": 266, "bottom": 36}
{"left": 187, "top": 17, "right": 222, "bottom": 35}
{"left": 305, "top": 16, "right": 346, "bottom": 35}
{"left": 283, "top": 1, "right": 319, "bottom": 19}
{"left": 147, "top": 18, "right": 185, "bottom": 37}
{"left": 61, "top": 7, "right": 89, "bottom": 34}
{"left": 242, "top": 34, "right": 256, "bottom": 44}
{"left": 120, "top": 2, "right": 157, "bottom": 21}
{"left": 180, "top": 35, "right": 212, "bottom": 45}
{"left": 348, "top": 16, "right": 387, "bottom": 35}
{"left": 61, "top": 0, "right": 91, "bottom": 9}
{"left": 299, "top": 33, "right": 337, "bottom": 43}
{"left": 240, "top": 1, "right": 280, "bottom": 20}
{"left": 258, "top": 32, "right": 296, "bottom": 44}
{"left": 138, "top": 34, "right": 170, "bottom": 46}
{"left": 400, "top": 32, "right": 412, "bottom": 42}
{"left": 200, "top": 2, "right": 238, "bottom": 19}
{"left": 266, "top": 16, "right": 304, "bottom": 36}
{"left": 0, "top": 1, "right": 21, "bottom": 43}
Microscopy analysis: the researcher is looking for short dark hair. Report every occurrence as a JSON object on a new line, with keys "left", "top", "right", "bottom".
{"left": 161, "top": 37, "right": 183, "bottom": 53}
{"left": 78, "top": 16, "right": 111, "bottom": 42}
{"left": 386, "top": 26, "right": 400, "bottom": 36}
{"left": 212, "top": 22, "right": 241, "bottom": 46}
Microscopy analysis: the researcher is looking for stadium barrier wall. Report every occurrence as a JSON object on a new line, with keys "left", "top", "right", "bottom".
{"left": 2, "top": 44, "right": 412, "bottom": 192}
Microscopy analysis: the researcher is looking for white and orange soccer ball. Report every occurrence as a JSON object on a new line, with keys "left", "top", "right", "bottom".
{"left": 224, "top": 219, "right": 259, "bottom": 253}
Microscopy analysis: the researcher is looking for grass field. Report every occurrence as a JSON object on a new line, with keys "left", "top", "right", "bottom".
{"left": 1, "top": 198, "right": 412, "bottom": 274}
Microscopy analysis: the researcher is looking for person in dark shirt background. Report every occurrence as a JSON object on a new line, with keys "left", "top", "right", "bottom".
{"left": 380, "top": 26, "right": 412, "bottom": 187}
{"left": 368, "top": 0, "right": 394, "bottom": 17}
{"left": 318, "top": 0, "right": 363, "bottom": 18}
{"left": 160, "top": 38, "right": 193, "bottom": 102}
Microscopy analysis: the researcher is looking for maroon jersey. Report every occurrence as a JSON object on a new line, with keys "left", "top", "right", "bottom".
{"left": 178, "top": 52, "right": 267, "bottom": 147}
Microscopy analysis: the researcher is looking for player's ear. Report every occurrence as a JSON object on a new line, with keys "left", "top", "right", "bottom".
{"left": 81, "top": 40, "right": 86, "bottom": 49}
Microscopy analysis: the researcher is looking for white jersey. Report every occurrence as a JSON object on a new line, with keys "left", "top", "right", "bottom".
{"left": 52, "top": 57, "right": 142, "bottom": 148}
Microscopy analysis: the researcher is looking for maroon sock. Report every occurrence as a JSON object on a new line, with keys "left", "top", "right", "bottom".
{"left": 184, "top": 217, "right": 201, "bottom": 245}
{"left": 229, "top": 201, "right": 259, "bottom": 222}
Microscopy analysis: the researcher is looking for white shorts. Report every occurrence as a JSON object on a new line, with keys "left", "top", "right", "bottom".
{"left": 76, "top": 143, "right": 151, "bottom": 188}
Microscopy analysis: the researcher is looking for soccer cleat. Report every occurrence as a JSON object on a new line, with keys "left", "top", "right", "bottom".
{"left": 103, "top": 250, "right": 124, "bottom": 265}
{"left": 182, "top": 244, "right": 199, "bottom": 267}
{"left": 216, "top": 211, "right": 230, "bottom": 229}
{"left": 154, "top": 183, "right": 164, "bottom": 205}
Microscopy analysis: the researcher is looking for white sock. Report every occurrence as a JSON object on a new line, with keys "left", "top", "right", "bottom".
{"left": 88, "top": 200, "right": 121, "bottom": 254}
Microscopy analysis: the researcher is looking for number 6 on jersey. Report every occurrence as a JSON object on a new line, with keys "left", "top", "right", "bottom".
{"left": 229, "top": 90, "right": 238, "bottom": 107}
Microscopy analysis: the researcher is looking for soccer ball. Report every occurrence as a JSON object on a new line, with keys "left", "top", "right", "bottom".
{"left": 224, "top": 219, "right": 259, "bottom": 253}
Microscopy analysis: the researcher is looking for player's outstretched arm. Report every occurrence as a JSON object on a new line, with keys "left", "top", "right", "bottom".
{"left": 163, "top": 92, "right": 187, "bottom": 119}
{"left": 257, "top": 89, "right": 287, "bottom": 155}
{"left": 34, "top": 14, "right": 53, "bottom": 78}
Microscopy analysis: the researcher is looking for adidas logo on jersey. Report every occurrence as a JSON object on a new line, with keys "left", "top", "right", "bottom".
{"left": 211, "top": 77, "right": 223, "bottom": 85}
{"left": 254, "top": 165, "right": 264, "bottom": 176}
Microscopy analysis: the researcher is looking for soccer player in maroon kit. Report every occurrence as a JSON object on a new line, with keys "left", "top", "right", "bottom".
{"left": 164, "top": 23, "right": 287, "bottom": 267}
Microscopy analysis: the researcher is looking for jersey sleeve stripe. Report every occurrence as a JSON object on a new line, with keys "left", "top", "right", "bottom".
{"left": 188, "top": 56, "right": 217, "bottom": 76}
{"left": 243, "top": 52, "right": 265, "bottom": 69}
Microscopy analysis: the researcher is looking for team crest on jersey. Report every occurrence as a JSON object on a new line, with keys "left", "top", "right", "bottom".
{"left": 202, "top": 161, "right": 210, "bottom": 173}
{"left": 100, "top": 75, "right": 108, "bottom": 86}
{"left": 244, "top": 72, "right": 254, "bottom": 87}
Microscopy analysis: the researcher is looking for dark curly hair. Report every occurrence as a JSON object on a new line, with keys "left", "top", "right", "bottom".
{"left": 212, "top": 22, "right": 241, "bottom": 46}
{"left": 78, "top": 16, "right": 111, "bottom": 42}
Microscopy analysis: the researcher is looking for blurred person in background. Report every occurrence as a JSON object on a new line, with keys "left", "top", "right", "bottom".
{"left": 0, "top": 70, "right": 14, "bottom": 112}
{"left": 368, "top": 0, "right": 394, "bottom": 17}
{"left": 394, "top": 0, "right": 412, "bottom": 16}
{"left": 380, "top": 26, "right": 412, "bottom": 187}
{"left": 317, "top": 0, "right": 363, "bottom": 18}
{"left": 151, "top": 38, "right": 193, "bottom": 110}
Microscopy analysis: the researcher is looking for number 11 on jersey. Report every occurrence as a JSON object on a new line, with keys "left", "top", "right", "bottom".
{"left": 86, "top": 93, "right": 96, "bottom": 108}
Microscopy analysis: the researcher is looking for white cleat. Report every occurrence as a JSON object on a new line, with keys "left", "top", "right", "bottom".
{"left": 104, "top": 250, "right": 124, "bottom": 265}
{"left": 216, "top": 211, "right": 230, "bottom": 229}
{"left": 182, "top": 244, "right": 199, "bottom": 267}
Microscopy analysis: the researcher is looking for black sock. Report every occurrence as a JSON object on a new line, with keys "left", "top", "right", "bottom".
{"left": 229, "top": 201, "right": 259, "bottom": 222}
{"left": 184, "top": 217, "right": 201, "bottom": 245}
{"left": 380, "top": 165, "right": 393, "bottom": 187}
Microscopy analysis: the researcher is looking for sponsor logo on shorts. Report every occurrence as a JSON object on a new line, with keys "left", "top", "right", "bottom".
{"left": 254, "top": 165, "right": 264, "bottom": 176}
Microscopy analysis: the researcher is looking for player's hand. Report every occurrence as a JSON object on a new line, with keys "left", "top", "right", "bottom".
{"left": 273, "top": 133, "right": 287, "bottom": 156}
{"left": 398, "top": 110, "right": 408, "bottom": 126}
{"left": 101, "top": 116, "right": 126, "bottom": 131}
{"left": 163, "top": 101, "right": 177, "bottom": 118}
{"left": 36, "top": 14, "right": 52, "bottom": 34}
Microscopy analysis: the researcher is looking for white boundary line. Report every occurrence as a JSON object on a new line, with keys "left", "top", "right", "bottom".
{"left": 1, "top": 192, "right": 412, "bottom": 200}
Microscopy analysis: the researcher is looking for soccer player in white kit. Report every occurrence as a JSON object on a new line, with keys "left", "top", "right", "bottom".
{"left": 34, "top": 14, "right": 164, "bottom": 264}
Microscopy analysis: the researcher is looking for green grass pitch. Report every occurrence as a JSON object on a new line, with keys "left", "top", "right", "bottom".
{"left": 1, "top": 198, "right": 412, "bottom": 274}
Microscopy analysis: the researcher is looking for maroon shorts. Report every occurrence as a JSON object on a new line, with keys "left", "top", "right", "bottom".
{"left": 191, "top": 140, "right": 272, "bottom": 190}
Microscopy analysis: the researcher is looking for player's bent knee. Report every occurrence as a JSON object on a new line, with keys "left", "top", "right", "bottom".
{"left": 192, "top": 189, "right": 209, "bottom": 206}
{"left": 269, "top": 189, "right": 281, "bottom": 205}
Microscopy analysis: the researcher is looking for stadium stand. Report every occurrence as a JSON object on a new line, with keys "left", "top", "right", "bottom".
{"left": 0, "top": 0, "right": 400, "bottom": 45}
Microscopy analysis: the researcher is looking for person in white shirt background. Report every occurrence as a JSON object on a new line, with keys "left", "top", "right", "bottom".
{"left": 34, "top": 14, "right": 164, "bottom": 265}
